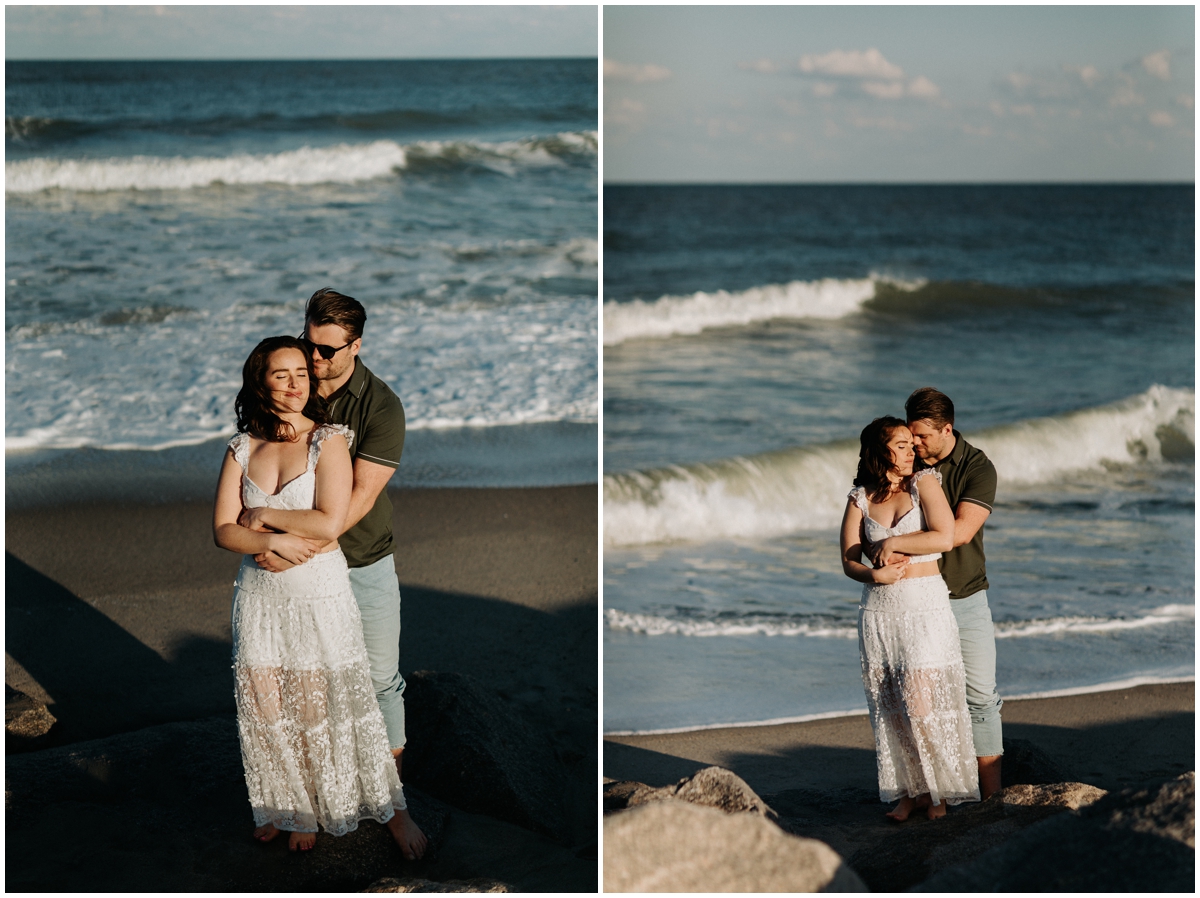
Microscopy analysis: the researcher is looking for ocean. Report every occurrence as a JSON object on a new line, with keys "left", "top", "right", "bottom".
{"left": 6, "top": 59, "right": 597, "bottom": 506}
{"left": 602, "top": 183, "right": 1194, "bottom": 734}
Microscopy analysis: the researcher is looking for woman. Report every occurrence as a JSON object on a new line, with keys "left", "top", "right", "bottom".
{"left": 213, "top": 335, "right": 406, "bottom": 851}
{"left": 840, "top": 416, "right": 980, "bottom": 821}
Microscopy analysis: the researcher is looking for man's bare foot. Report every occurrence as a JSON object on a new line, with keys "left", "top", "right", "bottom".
{"left": 288, "top": 831, "right": 316, "bottom": 852}
{"left": 386, "top": 809, "right": 428, "bottom": 860}
{"left": 885, "top": 796, "right": 917, "bottom": 821}
{"left": 926, "top": 800, "right": 946, "bottom": 820}
{"left": 253, "top": 823, "right": 281, "bottom": 843}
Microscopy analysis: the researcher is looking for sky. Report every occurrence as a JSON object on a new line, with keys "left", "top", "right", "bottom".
{"left": 6, "top": 5, "right": 598, "bottom": 60}
{"left": 604, "top": 6, "right": 1194, "bottom": 182}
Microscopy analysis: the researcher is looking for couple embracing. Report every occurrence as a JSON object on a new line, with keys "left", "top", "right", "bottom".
{"left": 841, "top": 387, "right": 1003, "bottom": 821}
{"left": 212, "top": 288, "right": 427, "bottom": 857}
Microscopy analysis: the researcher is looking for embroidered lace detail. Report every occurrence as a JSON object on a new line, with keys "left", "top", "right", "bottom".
{"left": 858, "top": 575, "right": 980, "bottom": 806}
{"left": 230, "top": 424, "right": 356, "bottom": 512}
{"left": 850, "top": 468, "right": 944, "bottom": 565}
{"left": 230, "top": 439, "right": 403, "bottom": 833}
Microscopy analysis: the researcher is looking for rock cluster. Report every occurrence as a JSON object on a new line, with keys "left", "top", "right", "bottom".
{"left": 603, "top": 766, "right": 864, "bottom": 892}
{"left": 402, "top": 670, "right": 572, "bottom": 842}
{"left": 363, "top": 876, "right": 513, "bottom": 892}
{"left": 5, "top": 685, "right": 56, "bottom": 749}
{"left": 914, "top": 771, "right": 1196, "bottom": 892}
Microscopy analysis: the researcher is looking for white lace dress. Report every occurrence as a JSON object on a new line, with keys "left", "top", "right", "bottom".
{"left": 852, "top": 468, "right": 980, "bottom": 807}
{"left": 229, "top": 425, "right": 405, "bottom": 835}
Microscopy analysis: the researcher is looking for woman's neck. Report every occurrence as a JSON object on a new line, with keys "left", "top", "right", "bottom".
{"left": 276, "top": 410, "right": 313, "bottom": 440}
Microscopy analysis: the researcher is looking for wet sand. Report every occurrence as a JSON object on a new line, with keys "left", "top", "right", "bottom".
{"left": 6, "top": 485, "right": 598, "bottom": 892}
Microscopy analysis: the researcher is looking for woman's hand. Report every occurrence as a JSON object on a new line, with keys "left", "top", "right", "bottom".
{"left": 268, "top": 533, "right": 319, "bottom": 566}
{"left": 238, "top": 506, "right": 273, "bottom": 532}
{"left": 871, "top": 555, "right": 909, "bottom": 584}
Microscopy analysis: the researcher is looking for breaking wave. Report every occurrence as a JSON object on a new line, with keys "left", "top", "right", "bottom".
{"left": 5, "top": 131, "right": 597, "bottom": 193}
{"left": 605, "top": 603, "right": 1194, "bottom": 639}
{"left": 603, "top": 276, "right": 923, "bottom": 345}
{"left": 603, "top": 385, "right": 1194, "bottom": 546}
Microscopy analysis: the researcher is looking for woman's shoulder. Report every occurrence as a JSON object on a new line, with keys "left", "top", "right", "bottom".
{"left": 912, "top": 467, "right": 943, "bottom": 488}
{"left": 311, "top": 422, "right": 355, "bottom": 453}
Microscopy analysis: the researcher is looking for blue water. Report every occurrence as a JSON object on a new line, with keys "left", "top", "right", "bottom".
{"left": 6, "top": 59, "right": 598, "bottom": 497}
{"left": 603, "top": 184, "right": 1194, "bottom": 733}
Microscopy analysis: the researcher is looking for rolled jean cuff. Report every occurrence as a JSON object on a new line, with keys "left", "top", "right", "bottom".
{"left": 969, "top": 699, "right": 1004, "bottom": 757}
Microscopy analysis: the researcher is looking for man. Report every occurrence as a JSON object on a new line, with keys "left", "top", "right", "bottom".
{"left": 255, "top": 287, "right": 427, "bottom": 859}
{"left": 905, "top": 387, "right": 1004, "bottom": 799}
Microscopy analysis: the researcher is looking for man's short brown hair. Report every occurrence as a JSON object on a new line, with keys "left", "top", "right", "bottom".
{"left": 305, "top": 287, "right": 366, "bottom": 340}
{"left": 905, "top": 387, "right": 955, "bottom": 429}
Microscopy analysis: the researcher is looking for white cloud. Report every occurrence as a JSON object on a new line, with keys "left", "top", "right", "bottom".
{"left": 605, "top": 97, "right": 647, "bottom": 128}
{"left": 1177, "top": 94, "right": 1194, "bottom": 110}
{"left": 1148, "top": 111, "right": 1175, "bottom": 127}
{"left": 738, "top": 58, "right": 779, "bottom": 74}
{"left": 604, "top": 59, "right": 671, "bottom": 83}
{"left": 1110, "top": 76, "right": 1145, "bottom": 107}
{"left": 989, "top": 101, "right": 1006, "bottom": 117}
{"left": 799, "top": 48, "right": 903, "bottom": 80}
{"left": 851, "top": 114, "right": 912, "bottom": 132}
{"left": 1142, "top": 49, "right": 1171, "bottom": 81}
{"left": 862, "top": 81, "right": 905, "bottom": 100}
{"left": 1064, "top": 64, "right": 1102, "bottom": 87}
{"left": 812, "top": 82, "right": 838, "bottom": 98}
{"left": 1007, "top": 72, "right": 1033, "bottom": 93}
{"left": 907, "top": 76, "right": 941, "bottom": 100}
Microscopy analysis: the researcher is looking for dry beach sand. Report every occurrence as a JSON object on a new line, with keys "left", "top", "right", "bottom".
{"left": 604, "top": 681, "right": 1194, "bottom": 890}
{"left": 6, "top": 485, "right": 598, "bottom": 892}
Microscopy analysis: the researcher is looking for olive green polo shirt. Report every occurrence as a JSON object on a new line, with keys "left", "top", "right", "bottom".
{"left": 323, "top": 359, "right": 405, "bottom": 569}
{"left": 917, "top": 431, "right": 997, "bottom": 599}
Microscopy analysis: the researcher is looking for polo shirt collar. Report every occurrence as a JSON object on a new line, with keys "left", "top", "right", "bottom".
{"left": 943, "top": 429, "right": 967, "bottom": 466}
{"left": 328, "top": 358, "right": 366, "bottom": 402}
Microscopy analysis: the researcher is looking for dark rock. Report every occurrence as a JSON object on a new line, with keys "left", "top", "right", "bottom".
{"left": 912, "top": 772, "right": 1196, "bottom": 891}
{"left": 604, "top": 766, "right": 779, "bottom": 821}
{"left": 849, "top": 782, "right": 1106, "bottom": 891}
{"left": 1001, "top": 736, "right": 1071, "bottom": 787}
{"left": 5, "top": 684, "right": 57, "bottom": 749}
{"left": 363, "top": 876, "right": 513, "bottom": 892}
{"left": 402, "top": 670, "right": 570, "bottom": 843}
{"left": 5, "top": 715, "right": 450, "bottom": 892}
{"left": 604, "top": 800, "right": 865, "bottom": 892}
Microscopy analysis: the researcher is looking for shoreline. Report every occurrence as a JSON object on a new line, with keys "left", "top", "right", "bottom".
{"left": 604, "top": 674, "right": 1197, "bottom": 737}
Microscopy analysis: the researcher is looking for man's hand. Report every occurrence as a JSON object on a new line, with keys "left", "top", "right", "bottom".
{"left": 254, "top": 538, "right": 331, "bottom": 573}
{"left": 871, "top": 556, "right": 909, "bottom": 584}
{"left": 254, "top": 550, "right": 295, "bottom": 573}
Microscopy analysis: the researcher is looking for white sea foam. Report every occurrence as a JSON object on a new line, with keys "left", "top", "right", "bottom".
{"left": 605, "top": 603, "right": 1194, "bottom": 640}
{"left": 604, "top": 608, "right": 857, "bottom": 638}
{"left": 5, "top": 131, "right": 597, "bottom": 194}
{"left": 5, "top": 291, "right": 597, "bottom": 452}
{"left": 603, "top": 385, "right": 1194, "bottom": 546}
{"left": 603, "top": 276, "right": 923, "bottom": 345}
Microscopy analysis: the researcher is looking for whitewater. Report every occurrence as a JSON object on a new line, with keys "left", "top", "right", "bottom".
{"left": 604, "top": 385, "right": 1194, "bottom": 547}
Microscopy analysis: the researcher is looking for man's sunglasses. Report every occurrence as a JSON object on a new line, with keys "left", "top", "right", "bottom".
{"left": 299, "top": 336, "right": 354, "bottom": 360}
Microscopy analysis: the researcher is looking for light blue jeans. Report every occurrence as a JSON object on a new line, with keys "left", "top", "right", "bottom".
{"left": 950, "top": 590, "right": 1004, "bottom": 758}
{"left": 348, "top": 554, "right": 407, "bottom": 751}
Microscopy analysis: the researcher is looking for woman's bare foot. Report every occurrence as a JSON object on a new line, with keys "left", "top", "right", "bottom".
{"left": 386, "top": 809, "right": 428, "bottom": 860}
{"left": 885, "top": 796, "right": 917, "bottom": 821}
{"left": 925, "top": 800, "right": 946, "bottom": 820}
{"left": 288, "top": 831, "right": 316, "bottom": 852}
{"left": 253, "top": 823, "right": 281, "bottom": 843}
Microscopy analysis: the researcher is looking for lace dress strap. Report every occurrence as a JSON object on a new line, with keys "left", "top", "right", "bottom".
{"left": 228, "top": 432, "right": 251, "bottom": 471}
{"left": 910, "top": 467, "right": 943, "bottom": 500}
{"left": 308, "top": 423, "right": 355, "bottom": 471}
{"left": 847, "top": 485, "right": 871, "bottom": 517}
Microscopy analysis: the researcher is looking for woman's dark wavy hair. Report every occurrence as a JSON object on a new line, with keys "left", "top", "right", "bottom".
{"left": 235, "top": 336, "right": 329, "bottom": 442}
{"left": 854, "top": 416, "right": 912, "bottom": 503}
